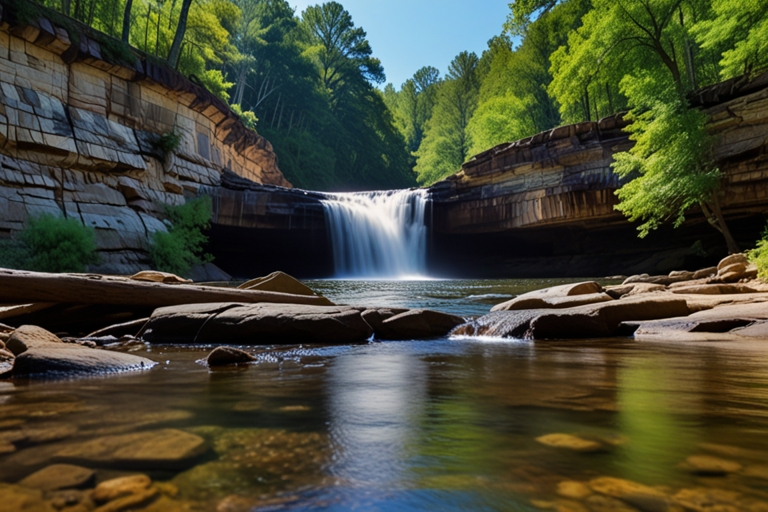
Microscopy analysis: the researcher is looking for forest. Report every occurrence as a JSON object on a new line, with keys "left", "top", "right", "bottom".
{"left": 10, "top": 0, "right": 768, "bottom": 204}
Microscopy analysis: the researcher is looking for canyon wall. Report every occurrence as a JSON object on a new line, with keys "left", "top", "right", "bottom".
{"left": 426, "top": 72, "right": 768, "bottom": 277}
{"left": 0, "top": 9, "right": 288, "bottom": 274}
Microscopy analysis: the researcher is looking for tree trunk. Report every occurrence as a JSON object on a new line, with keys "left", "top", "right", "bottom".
{"left": 120, "top": 0, "right": 132, "bottom": 43}
{"left": 710, "top": 194, "right": 740, "bottom": 254}
{"left": 167, "top": 0, "right": 193, "bottom": 68}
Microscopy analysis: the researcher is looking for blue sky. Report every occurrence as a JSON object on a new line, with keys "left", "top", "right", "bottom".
{"left": 289, "top": 0, "right": 512, "bottom": 89}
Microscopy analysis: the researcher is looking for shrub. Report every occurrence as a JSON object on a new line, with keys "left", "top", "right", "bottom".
{"left": 747, "top": 222, "right": 768, "bottom": 280}
{"left": 152, "top": 130, "right": 182, "bottom": 160}
{"left": 0, "top": 214, "right": 100, "bottom": 273}
{"left": 150, "top": 196, "right": 213, "bottom": 276}
{"left": 231, "top": 104, "right": 259, "bottom": 131}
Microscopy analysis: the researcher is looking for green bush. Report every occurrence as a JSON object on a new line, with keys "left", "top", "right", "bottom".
{"left": 748, "top": 222, "right": 768, "bottom": 280}
{"left": 0, "top": 214, "right": 100, "bottom": 273}
{"left": 152, "top": 130, "right": 182, "bottom": 160}
{"left": 150, "top": 196, "right": 213, "bottom": 276}
{"left": 231, "top": 104, "right": 259, "bottom": 131}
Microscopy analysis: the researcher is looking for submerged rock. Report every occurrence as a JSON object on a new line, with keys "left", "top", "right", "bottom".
{"left": 53, "top": 428, "right": 207, "bottom": 470}
{"left": 206, "top": 347, "right": 256, "bottom": 366}
{"left": 536, "top": 434, "right": 603, "bottom": 453}
{"left": 682, "top": 455, "right": 742, "bottom": 475}
{"left": 92, "top": 474, "right": 152, "bottom": 503}
{"left": 19, "top": 464, "right": 94, "bottom": 491}
{"left": 141, "top": 303, "right": 373, "bottom": 344}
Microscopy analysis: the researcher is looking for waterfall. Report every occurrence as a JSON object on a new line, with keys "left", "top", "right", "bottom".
{"left": 321, "top": 189, "right": 428, "bottom": 279}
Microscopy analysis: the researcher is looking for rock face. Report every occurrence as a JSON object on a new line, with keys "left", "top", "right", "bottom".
{"left": 0, "top": 14, "right": 289, "bottom": 275}
{"left": 427, "top": 71, "right": 768, "bottom": 278}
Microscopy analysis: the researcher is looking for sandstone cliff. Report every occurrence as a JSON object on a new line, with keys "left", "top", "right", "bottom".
{"left": 0, "top": 7, "right": 289, "bottom": 274}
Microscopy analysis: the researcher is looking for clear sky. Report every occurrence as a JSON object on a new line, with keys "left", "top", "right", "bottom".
{"left": 289, "top": 0, "right": 512, "bottom": 89}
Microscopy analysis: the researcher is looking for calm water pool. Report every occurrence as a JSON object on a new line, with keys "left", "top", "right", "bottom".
{"left": 2, "top": 279, "right": 768, "bottom": 511}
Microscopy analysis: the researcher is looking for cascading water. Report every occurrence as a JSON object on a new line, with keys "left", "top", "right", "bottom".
{"left": 321, "top": 189, "right": 429, "bottom": 279}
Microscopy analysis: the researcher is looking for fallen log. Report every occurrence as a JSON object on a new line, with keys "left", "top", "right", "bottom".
{"left": 0, "top": 269, "right": 334, "bottom": 308}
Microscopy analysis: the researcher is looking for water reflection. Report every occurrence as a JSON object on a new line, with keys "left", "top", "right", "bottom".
{"left": 327, "top": 349, "right": 427, "bottom": 487}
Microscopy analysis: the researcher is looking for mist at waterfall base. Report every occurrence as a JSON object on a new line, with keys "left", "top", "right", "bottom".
{"left": 321, "top": 189, "right": 429, "bottom": 280}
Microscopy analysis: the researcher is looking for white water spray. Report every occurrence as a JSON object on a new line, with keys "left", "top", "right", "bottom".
{"left": 321, "top": 189, "right": 429, "bottom": 279}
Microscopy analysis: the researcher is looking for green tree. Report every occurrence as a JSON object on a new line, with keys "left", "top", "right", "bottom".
{"left": 0, "top": 214, "right": 100, "bottom": 273}
{"left": 693, "top": 0, "right": 768, "bottom": 80}
{"left": 550, "top": 0, "right": 738, "bottom": 252}
{"left": 414, "top": 52, "right": 480, "bottom": 185}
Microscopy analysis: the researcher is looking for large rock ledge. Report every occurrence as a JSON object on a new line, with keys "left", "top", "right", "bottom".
{"left": 458, "top": 253, "right": 768, "bottom": 341}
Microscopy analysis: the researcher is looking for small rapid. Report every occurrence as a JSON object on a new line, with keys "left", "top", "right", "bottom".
{"left": 321, "top": 189, "right": 428, "bottom": 279}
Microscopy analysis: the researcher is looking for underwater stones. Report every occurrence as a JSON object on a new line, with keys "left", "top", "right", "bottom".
{"left": 19, "top": 464, "right": 94, "bottom": 491}
{"left": 206, "top": 346, "right": 256, "bottom": 366}
{"left": 142, "top": 303, "right": 373, "bottom": 344}
{"left": 588, "top": 477, "right": 669, "bottom": 512}
{"left": 681, "top": 455, "right": 742, "bottom": 475}
{"left": 53, "top": 429, "right": 207, "bottom": 470}
{"left": 536, "top": 434, "right": 603, "bottom": 453}
{"left": 374, "top": 309, "right": 465, "bottom": 340}
{"left": 91, "top": 474, "right": 152, "bottom": 503}
{"left": 672, "top": 487, "right": 742, "bottom": 512}
{"left": 0, "top": 483, "right": 56, "bottom": 512}
{"left": 557, "top": 481, "right": 593, "bottom": 500}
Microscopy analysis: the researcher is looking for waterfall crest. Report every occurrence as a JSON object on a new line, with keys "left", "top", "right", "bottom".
{"left": 321, "top": 189, "right": 428, "bottom": 279}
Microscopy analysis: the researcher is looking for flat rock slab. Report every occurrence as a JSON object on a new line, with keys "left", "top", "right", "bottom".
{"left": 492, "top": 281, "right": 603, "bottom": 312}
{"left": 19, "top": 464, "right": 94, "bottom": 491}
{"left": 141, "top": 303, "right": 373, "bottom": 344}
{"left": 457, "top": 296, "right": 690, "bottom": 340}
{"left": 376, "top": 309, "right": 465, "bottom": 340}
{"left": 13, "top": 345, "right": 156, "bottom": 376}
{"left": 492, "top": 293, "right": 613, "bottom": 312}
{"left": 634, "top": 301, "right": 768, "bottom": 342}
{"left": 54, "top": 428, "right": 206, "bottom": 470}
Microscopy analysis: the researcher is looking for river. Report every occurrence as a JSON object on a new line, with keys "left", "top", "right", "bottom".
{"left": 2, "top": 278, "right": 768, "bottom": 511}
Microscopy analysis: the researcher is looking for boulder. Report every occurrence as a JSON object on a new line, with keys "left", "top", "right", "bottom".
{"left": 187, "top": 263, "right": 232, "bottom": 283}
{"left": 238, "top": 271, "right": 316, "bottom": 297}
{"left": 129, "top": 271, "right": 191, "bottom": 284}
{"left": 718, "top": 253, "right": 748, "bottom": 270}
{"left": 360, "top": 308, "right": 410, "bottom": 334}
{"left": 456, "top": 296, "right": 690, "bottom": 340}
{"left": 375, "top": 309, "right": 465, "bottom": 340}
{"left": 141, "top": 303, "right": 374, "bottom": 345}
{"left": 18, "top": 464, "right": 94, "bottom": 491}
{"left": 53, "top": 429, "right": 206, "bottom": 470}
{"left": 492, "top": 282, "right": 602, "bottom": 313}
{"left": 6, "top": 325, "right": 63, "bottom": 356}
{"left": 491, "top": 292, "right": 613, "bottom": 312}
{"left": 12, "top": 344, "right": 156, "bottom": 376}
{"left": 206, "top": 347, "right": 256, "bottom": 366}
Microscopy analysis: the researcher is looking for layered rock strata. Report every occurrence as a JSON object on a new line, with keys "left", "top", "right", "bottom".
{"left": 0, "top": 8, "right": 288, "bottom": 274}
